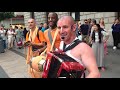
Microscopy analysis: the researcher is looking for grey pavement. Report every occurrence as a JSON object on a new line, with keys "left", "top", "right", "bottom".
{"left": 0, "top": 48, "right": 29, "bottom": 78}
{"left": 0, "top": 45, "right": 120, "bottom": 78}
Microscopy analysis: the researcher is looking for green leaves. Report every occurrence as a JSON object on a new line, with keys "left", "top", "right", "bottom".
{"left": 0, "top": 12, "right": 14, "bottom": 21}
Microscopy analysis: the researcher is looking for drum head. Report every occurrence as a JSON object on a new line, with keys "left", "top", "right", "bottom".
{"left": 32, "top": 55, "right": 46, "bottom": 72}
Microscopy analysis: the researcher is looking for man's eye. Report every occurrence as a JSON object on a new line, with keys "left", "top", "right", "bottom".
{"left": 63, "top": 26, "right": 68, "bottom": 28}
{"left": 57, "top": 27, "right": 61, "bottom": 29}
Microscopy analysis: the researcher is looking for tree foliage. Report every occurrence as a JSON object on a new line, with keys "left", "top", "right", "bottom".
{"left": 0, "top": 12, "right": 14, "bottom": 21}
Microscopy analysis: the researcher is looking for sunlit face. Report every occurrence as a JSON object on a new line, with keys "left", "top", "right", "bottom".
{"left": 57, "top": 19, "right": 76, "bottom": 41}
{"left": 28, "top": 19, "right": 36, "bottom": 29}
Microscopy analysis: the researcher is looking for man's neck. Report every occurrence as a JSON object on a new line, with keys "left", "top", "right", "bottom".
{"left": 65, "top": 35, "right": 76, "bottom": 45}
{"left": 50, "top": 25, "right": 57, "bottom": 30}
{"left": 31, "top": 27, "right": 36, "bottom": 32}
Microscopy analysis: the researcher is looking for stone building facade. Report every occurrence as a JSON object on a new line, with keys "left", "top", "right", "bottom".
{"left": 24, "top": 12, "right": 70, "bottom": 30}
{"left": 24, "top": 12, "right": 119, "bottom": 46}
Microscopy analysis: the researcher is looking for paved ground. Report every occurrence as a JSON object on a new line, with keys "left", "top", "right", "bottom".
{"left": 0, "top": 45, "right": 120, "bottom": 78}
{"left": 0, "top": 48, "right": 29, "bottom": 78}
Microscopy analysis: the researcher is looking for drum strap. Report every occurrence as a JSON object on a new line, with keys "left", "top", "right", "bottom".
{"left": 63, "top": 39, "right": 81, "bottom": 52}
{"left": 48, "top": 28, "right": 56, "bottom": 50}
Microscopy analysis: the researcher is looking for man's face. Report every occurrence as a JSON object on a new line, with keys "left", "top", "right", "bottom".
{"left": 40, "top": 24, "right": 43, "bottom": 27}
{"left": 84, "top": 20, "right": 88, "bottom": 24}
{"left": 57, "top": 19, "right": 75, "bottom": 41}
{"left": 28, "top": 19, "right": 36, "bottom": 29}
{"left": 48, "top": 13, "right": 57, "bottom": 28}
{"left": 44, "top": 23, "right": 48, "bottom": 28}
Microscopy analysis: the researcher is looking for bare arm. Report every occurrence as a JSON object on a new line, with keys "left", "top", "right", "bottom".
{"left": 79, "top": 43, "right": 100, "bottom": 78}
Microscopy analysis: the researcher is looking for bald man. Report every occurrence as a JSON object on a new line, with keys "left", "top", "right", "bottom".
{"left": 57, "top": 16, "right": 100, "bottom": 78}
{"left": 25, "top": 18, "right": 46, "bottom": 78}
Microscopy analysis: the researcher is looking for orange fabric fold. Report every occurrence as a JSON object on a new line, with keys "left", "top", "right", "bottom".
{"left": 26, "top": 26, "right": 39, "bottom": 64}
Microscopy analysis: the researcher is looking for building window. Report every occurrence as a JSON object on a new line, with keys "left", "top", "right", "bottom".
{"left": 70, "top": 12, "right": 80, "bottom": 21}
{"left": 30, "top": 12, "right": 34, "bottom": 19}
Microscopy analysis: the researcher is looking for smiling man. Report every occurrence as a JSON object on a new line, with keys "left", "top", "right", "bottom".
{"left": 44, "top": 12, "right": 61, "bottom": 52}
{"left": 57, "top": 16, "right": 100, "bottom": 78}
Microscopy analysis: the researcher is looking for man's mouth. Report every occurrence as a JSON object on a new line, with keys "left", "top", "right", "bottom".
{"left": 60, "top": 35, "right": 67, "bottom": 40}
{"left": 49, "top": 22, "right": 53, "bottom": 25}
{"left": 61, "top": 36, "right": 65, "bottom": 40}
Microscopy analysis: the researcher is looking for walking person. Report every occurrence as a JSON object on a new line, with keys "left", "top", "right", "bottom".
{"left": 99, "top": 18, "right": 109, "bottom": 55}
{"left": 80, "top": 19, "right": 89, "bottom": 44}
{"left": 15, "top": 26, "right": 22, "bottom": 49}
{"left": 23, "top": 27, "right": 28, "bottom": 40}
{"left": 111, "top": 18, "right": 120, "bottom": 50}
{"left": 0, "top": 26, "right": 7, "bottom": 51}
{"left": 89, "top": 24, "right": 109, "bottom": 71}
{"left": 7, "top": 26, "right": 15, "bottom": 49}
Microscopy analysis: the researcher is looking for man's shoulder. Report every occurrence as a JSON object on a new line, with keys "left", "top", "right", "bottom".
{"left": 77, "top": 42, "right": 89, "bottom": 48}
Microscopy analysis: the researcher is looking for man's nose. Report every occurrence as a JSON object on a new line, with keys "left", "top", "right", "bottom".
{"left": 49, "top": 18, "right": 52, "bottom": 21}
{"left": 60, "top": 27, "right": 64, "bottom": 33}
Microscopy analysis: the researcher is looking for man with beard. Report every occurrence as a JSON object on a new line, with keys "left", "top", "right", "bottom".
{"left": 57, "top": 16, "right": 100, "bottom": 78}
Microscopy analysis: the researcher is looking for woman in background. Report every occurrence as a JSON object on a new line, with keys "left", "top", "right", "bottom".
{"left": 90, "top": 24, "right": 109, "bottom": 71}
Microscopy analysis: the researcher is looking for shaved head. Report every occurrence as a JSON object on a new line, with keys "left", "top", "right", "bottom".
{"left": 58, "top": 16, "right": 75, "bottom": 26}
{"left": 57, "top": 15, "right": 77, "bottom": 44}
{"left": 28, "top": 18, "right": 36, "bottom": 24}
{"left": 28, "top": 18, "right": 36, "bottom": 30}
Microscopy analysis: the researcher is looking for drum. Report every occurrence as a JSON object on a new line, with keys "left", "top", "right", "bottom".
{"left": 31, "top": 55, "right": 46, "bottom": 72}
{"left": 42, "top": 51, "right": 85, "bottom": 78}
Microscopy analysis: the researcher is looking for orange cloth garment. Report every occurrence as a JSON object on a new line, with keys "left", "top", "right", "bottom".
{"left": 26, "top": 26, "right": 45, "bottom": 64}
{"left": 44, "top": 28, "right": 61, "bottom": 53}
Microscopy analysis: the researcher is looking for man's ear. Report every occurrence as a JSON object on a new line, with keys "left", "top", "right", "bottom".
{"left": 72, "top": 24, "right": 77, "bottom": 31}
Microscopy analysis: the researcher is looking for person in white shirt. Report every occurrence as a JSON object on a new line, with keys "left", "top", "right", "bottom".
{"left": 0, "top": 26, "right": 7, "bottom": 51}
{"left": 89, "top": 24, "right": 109, "bottom": 71}
{"left": 7, "top": 26, "right": 15, "bottom": 49}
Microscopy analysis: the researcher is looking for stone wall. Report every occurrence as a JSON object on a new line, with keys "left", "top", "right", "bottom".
{"left": 24, "top": 12, "right": 31, "bottom": 30}
{"left": 24, "top": 12, "right": 70, "bottom": 30}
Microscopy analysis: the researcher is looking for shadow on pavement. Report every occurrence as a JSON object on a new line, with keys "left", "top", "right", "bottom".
{"left": 0, "top": 66, "right": 9, "bottom": 78}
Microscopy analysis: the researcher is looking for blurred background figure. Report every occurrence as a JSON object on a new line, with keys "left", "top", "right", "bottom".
{"left": 99, "top": 17, "right": 109, "bottom": 55}
{"left": 39, "top": 23, "right": 43, "bottom": 30}
{"left": 0, "top": 26, "right": 7, "bottom": 51}
{"left": 7, "top": 26, "right": 15, "bottom": 49}
{"left": 23, "top": 27, "right": 28, "bottom": 40}
{"left": 111, "top": 18, "right": 120, "bottom": 50}
{"left": 41, "top": 22, "right": 48, "bottom": 32}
